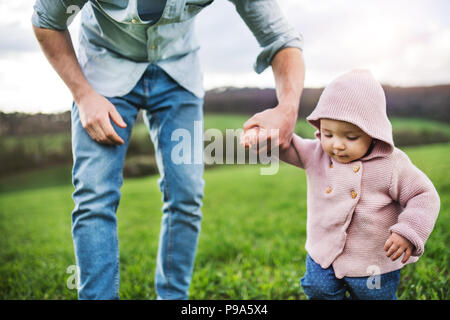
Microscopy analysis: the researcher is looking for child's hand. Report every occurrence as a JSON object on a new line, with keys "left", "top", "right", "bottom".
{"left": 384, "top": 232, "right": 414, "bottom": 263}
{"left": 240, "top": 127, "right": 267, "bottom": 149}
{"left": 240, "top": 127, "right": 257, "bottom": 148}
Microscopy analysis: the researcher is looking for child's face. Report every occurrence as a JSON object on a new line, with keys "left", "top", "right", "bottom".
{"left": 320, "top": 119, "right": 373, "bottom": 164}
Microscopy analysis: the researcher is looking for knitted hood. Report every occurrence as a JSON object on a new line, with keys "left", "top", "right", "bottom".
{"left": 306, "top": 69, "right": 394, "bottom": 159}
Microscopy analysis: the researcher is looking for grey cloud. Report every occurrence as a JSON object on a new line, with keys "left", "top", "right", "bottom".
{"left": 0, "top": 23, "right": 40, "bottom": 56}
{"left": 196, "top": 1, "right": 265, "bottom": 73}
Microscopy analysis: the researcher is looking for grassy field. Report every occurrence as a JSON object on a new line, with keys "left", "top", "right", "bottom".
{"left": 2, "top": 115, "right": 449, "bottom": 163}
{"left": 0, "top": 140, "right": 448, "bottom": 300}
{"left": 3, "top": 116, "right": 450, "bottom": 153}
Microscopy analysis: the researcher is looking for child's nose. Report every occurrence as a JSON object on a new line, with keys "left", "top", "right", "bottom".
{"left": 333, "top": 140, "right": 345, "bottom": 150}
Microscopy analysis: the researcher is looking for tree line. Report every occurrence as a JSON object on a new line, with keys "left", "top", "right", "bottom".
{"left": 1, "top": 85, "right": 449, "bottom": 137}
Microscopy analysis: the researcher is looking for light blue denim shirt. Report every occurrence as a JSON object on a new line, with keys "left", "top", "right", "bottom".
{"left": 32, "top": 0, "right": 303, "bottom": 99}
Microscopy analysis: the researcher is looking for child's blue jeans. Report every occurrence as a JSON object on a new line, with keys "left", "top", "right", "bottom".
{"left": 301, "top": 254, "right": 401, "bottom": 300}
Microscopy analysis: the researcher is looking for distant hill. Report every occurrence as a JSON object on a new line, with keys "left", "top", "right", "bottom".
{"left": 384, "top": 85, "right": 450, "bottom": 122}
{"left": 204, "top": 85, "right": 450, "bottom": 122}
{"left": 1, "top": 85, "right": 449, "bottom": 136}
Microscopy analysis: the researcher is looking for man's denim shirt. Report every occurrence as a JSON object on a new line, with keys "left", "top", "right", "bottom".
{"left": 32, "top": 0, "right": 303, "bottom": 99}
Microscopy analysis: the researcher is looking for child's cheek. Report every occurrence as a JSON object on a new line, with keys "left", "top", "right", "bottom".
{"left": 320, "top": 138, "right": 329, "bottom": 154}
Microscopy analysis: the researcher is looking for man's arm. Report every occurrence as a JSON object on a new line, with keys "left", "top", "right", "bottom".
{"left": 31, "top": 0, "right": 127, "bottom": 145}
{"left": 33, "top": 27, "right": 90, "bottom": 107}
{"left": 243, "top": 47, "right": 305, "bottom": 151}
{"left": 228, "top": 0, "right": 305, "bottom": 151}
{"left": 32, "top": 26, "right": 126, "bottom": 145}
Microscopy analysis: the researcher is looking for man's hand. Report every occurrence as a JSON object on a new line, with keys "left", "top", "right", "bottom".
{"left": 77, "top": 90, "right": 127, "bottom": 145}
{"left": 241, "top": 104, "right": 297, "bottom": 152}
{"left": 384, "top": 232, "right": 414, "bottom": 263}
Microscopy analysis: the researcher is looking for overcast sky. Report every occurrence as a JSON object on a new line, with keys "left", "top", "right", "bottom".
{"left": 1, "top": 0, "right": 449, "bottom": 113}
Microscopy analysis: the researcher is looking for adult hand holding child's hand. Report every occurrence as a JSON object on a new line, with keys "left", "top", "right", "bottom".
{"left": 384, "top": 232, "right": 414, "bottom": 264}
{"left": 240, "top": 127, "right": 266, "bottom": 149}
{"left": 240, "top": 105, "right": 297, "bottom": 152}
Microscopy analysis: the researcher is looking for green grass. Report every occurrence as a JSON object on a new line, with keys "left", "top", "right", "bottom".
{"left": 0, "top": 164, "right": 72, "bottom": 194}
{"left": 2, "top": 133, "right": 71, "bottom": 155}
{"left": 3, "top": 115, "right": 448, "bottom": 158}
{"left": 390, "top": 118, "right": 450, "bottom": 137}
{"left": 0, "top": 142, "right": 448, "bottom": 300}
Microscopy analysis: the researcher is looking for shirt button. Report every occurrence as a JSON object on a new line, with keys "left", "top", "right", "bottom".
{"left": 351, "top": 190, "right": 358, "bottom": 199}
{"left": 352, "top": 165, "right": 360, "bottom": 173}
{"left": 131, "top": 18, "right": 138, "bottom": 24}
{"left": 326, "top": 186, "right": 332, "bottom": 194}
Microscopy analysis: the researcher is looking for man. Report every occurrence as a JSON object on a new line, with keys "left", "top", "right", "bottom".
{"left": 32, "top": 0, "right": 305, "bottom": 300}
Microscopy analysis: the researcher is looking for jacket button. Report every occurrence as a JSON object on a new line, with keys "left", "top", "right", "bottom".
{"left": 352, "top": 165, "right": 360, "bottom": 173}
{"left": 131, "top": 18, "right": 138, "bottom": 24}
{"left": 326, "top": 186, "right": 332, "bottom": 194}
{"left": 351, "top": 190, "right": 358, "bottom": 199}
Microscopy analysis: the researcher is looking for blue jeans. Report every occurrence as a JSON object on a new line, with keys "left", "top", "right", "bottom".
{"left": 71, "top": 64, "right": 205, "bottom": 300}
{"left": 301, "top": 254, "right": 401, "bottom": 300}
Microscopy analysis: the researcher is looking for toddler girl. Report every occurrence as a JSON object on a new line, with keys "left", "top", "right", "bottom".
{"left": 241, "top": 69, "right": 440, "bottom": 299}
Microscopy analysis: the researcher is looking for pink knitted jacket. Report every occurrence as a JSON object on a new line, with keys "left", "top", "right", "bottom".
{"left": 279, "top": 70, "right": 440, "bottom": 278}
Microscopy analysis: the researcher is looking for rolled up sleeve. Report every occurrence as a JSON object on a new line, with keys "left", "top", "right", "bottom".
{"left": 229, "top": 0, "right": 303, "bottom": 73}
{"left": 32, "top": 0, "right": 87, "bottom": 30}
